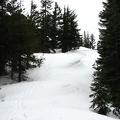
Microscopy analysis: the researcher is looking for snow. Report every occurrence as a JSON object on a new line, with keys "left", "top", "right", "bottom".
{"left": 0, "top": 47, "right": 118, "bottom": 120}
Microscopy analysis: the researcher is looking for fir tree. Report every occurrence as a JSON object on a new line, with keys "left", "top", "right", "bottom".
{"left": 30, "top": 0, "right": 40, "bottom": 26}
{"left": 68, "top": 9, "right": 81, "bottom": 50}
{"left": 0, "top": 0, "right": 42, "bottom": 81}
{"left": 40, "top": 0, "right": 53, "bottom": 52}
{"left": 83, "top": 31, "right": 90, "bottom": 48}
{"left": 50, "top": 2, "right": 62, "bottom": 51}
{"left": 0, "top": 0, "right": 8, "bottom": 76}
{"left": 90, "top": 34, "right": 96, "bottom": 49}
{"left": 29, "top": 0, "right": 41, "bottom": 52}
{"left": 60, "top": 6, "right": 81, "bottom": 52}
{"left": 89, "top": 62, "right": 111, "bottom": 115}
{"left": 90, "top": 0, "right": 120, "bottom": 117}
{"left": 60, "top": 6, "right": 68, "bottom": 52}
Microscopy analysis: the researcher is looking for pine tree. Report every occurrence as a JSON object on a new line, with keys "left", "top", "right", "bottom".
{"left": 59, "top": 6, "right": 68, "bottom": 52}
{"left": 50, "top": 2, "right": 62, "bottom": 51}
{"left": 0, "top": 0, "right": 20, "bottom": 76}
{"left": 60, "top": 6, "right": 81, "bottom": 52}
{"left": 87, "top": 32, "right": 90, "bottom": 48}
{"left": 40, "top": 0, "right": 53, "bottom": 52}
{"left": 29, "top": 0, "right": 41, "bottom": 52}
{"left": 0, "top": 0, "right": 42, "bottom": 81}
{"left": 68, "top": 9, "right": 81, "bottom": 50}
{"left": 108, "top": 0, "right": 120, "bottom": 117}
{"left": 90, "top": 34, "right": 96, "bottom": 49}
{"left": 0, "top": 0, "right": 7, "bottom": 76}
{"left": 30, "top": 0, "right": 40, "bottom": 26}
{"left": 89, "top": 62, "right": 111, "bottom": 115}
{"left": 90, "top": 0, "right": 120, "bottom": 117}
{"left": 83, "top": 31, "right": 90, "bottom": 48}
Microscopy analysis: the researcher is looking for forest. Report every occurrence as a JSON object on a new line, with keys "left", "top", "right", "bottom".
{"left": 1, "top": 0, "right": 119, "bottom": 119}
{"left": 0, "top": 0, "right": 95, "bottom": 82}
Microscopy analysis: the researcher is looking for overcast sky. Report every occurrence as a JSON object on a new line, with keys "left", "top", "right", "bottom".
{"left": 23, "top": 0, "right": 105, "bottom": 40}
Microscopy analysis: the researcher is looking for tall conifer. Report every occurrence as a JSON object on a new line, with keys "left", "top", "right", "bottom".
{"left": 50, "top": 2, "right": 62, "bottom": 51}
{"left": 90, "top": 0, "right": 120, "bottom": 117}
{"left": 60, "top": 6, "right": 81, "bottom": 52}
{"left": 90, "top": 34, "right": 96, "bottom": 49}
{"left": 40, "top": 0, "right": 53, "bottom": 52}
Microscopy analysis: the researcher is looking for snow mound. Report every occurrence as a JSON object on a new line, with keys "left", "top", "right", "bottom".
{"left": 0, "top": 47, "right": 118, "bottom": 120}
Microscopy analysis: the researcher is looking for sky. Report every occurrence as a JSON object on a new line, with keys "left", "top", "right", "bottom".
{"left": 23, "top": 0, "right": 105, "bottom": 41}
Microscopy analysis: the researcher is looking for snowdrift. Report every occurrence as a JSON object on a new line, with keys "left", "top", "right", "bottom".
{"left": 0, "top": 47, "right": 118, "bottom": 120}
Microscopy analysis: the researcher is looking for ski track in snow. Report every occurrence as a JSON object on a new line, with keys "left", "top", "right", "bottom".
{"left": 0, "top": 82, "right": 42, "bottom": 119}
{"left": 0, "top": 47, "right": 118, "bottom": 120}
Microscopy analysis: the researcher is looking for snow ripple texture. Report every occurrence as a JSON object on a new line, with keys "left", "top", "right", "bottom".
{"left": 0, "top": 47, "right": 117, "bottom": 120}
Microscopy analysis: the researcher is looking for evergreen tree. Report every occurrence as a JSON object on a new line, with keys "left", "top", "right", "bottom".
{"left": 83, "top": 31, "right": 90, "bottom": 48}
{"left": 60, "top": 6, "right": 81, "bottom": 52}
{"left": 86, "top": 32, "right": 90, "bottom": 48}
{"left": 29, "top": 0, "right": 41, "bottom": 52}
{"left": 68, "top": 9, "right": 81, "bottom": 50}
{"left": 90, "top": 0, "right": 120, "bottom": 117}
{"left": 0, "top": 0, "right": 20, "bottom": 77}
{"left": 0, "top": 0, "right": 8, "bottom": 76}
{"left": 59, "top": 6, "right": 68, "bottom": 52}
{"left": 0, "top": 0, "right": 42, "bottom": 81}
{"left": 40, "top": 0, "right": 53, "bottom": 52}
{"left": 11, "top": 2, "right": 41, "bottom": 81}
{"left": 50, "top": 2, "right": 62, "bottom": 51}
{"left": 89, "top": 62, "right": 111, "bottom": 115}
{"left": 79, "top": 33, "right": 83, "bottom": 47}
{"left": 90, "top": 34, "right": 96, "bottom": 49}
{"left": 30, "top": 0, "right": 40, "bottom": 26}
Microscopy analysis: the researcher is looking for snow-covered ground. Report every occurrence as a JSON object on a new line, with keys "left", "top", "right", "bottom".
{"left": 0, "top": 47, "right": 118, "bottom": 120}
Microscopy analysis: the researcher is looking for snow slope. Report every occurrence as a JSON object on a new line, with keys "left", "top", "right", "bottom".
{"left": 0, "top": 47, "right": 118, "bottom": 120}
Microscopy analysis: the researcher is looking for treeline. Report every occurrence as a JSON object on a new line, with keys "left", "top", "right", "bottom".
{"left": 82, "top": 31, "right": 96, "bottom": 49}
{"left": 0, "top": 0, "right": 42, "bottom": 82}
{"left": 89, "top": 0, "right": 120, "bottom": 118}
{"left": 29, "top": 0, "right": 82, "bottom": 53}
{"left": 0, "top": 0, "right": 96, "bottom": 82}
